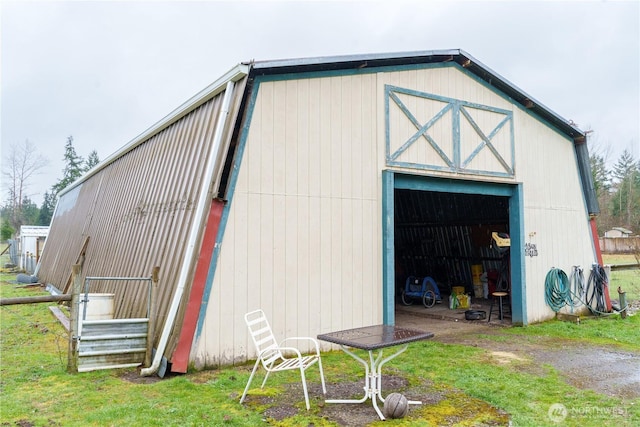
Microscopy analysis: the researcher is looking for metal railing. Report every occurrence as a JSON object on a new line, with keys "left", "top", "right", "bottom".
{"left": 68, "top": 266, "right": 159, "bottom": 373}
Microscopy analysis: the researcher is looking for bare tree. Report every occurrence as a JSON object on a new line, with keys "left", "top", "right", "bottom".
{"left": 1, "top": 140, "right": 48, "bottom": 232}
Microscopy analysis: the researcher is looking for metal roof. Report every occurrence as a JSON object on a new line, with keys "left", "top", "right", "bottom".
{"left": 249, "top": 49, "right": 586, "bottom": 141}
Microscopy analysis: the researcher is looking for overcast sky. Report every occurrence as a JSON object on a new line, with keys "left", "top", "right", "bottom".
{"left": 2, "top": 0, "right": 639, "bottom": 205}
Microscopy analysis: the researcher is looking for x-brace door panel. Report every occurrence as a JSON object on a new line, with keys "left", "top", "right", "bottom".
{"left": 385, "top": 85, "right": 514, "bottom": 178}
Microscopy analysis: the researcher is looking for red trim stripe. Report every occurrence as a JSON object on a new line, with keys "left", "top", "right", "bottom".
{"left": 170, "top": 199, "right": 224, "bottom": 373}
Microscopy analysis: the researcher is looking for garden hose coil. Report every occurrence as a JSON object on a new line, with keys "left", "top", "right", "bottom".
{"left": 545, "top": 265, "right": 616, "bottom": 315}
{"left": 544, "top": 268, "right": 571, "bottom": 312}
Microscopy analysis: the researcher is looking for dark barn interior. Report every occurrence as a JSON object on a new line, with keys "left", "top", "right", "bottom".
{"left": 394, "top": 189, "right": 511, "bottom": 306}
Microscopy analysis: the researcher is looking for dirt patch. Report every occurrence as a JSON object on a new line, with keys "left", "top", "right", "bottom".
{"left": 1, "top": 420, "right": 60, "bottom": 427}
{"left": 490, "top": 350, "right": 528, "bottom": 365}
{"left": 243, "top": 374, "right": 509, "bottom": 426}
{"left": 119, "top": 369, "right": 164, "bottom": 384}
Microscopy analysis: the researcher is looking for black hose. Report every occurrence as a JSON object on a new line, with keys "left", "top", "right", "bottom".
{"left": 585, "top": 265, "right": 608, "bottom": 315}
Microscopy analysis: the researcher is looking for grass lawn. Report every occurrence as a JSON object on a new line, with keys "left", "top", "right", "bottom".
{"left": 1, "top": 261, "right": 639, "bottom": 426}
{"left": 603, "top": 254, "right": 640, "bottom": 302}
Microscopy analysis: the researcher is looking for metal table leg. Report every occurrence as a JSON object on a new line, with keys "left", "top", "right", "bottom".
{"left": 325, "top": 345, "right": 371, "bottom": 405}
{"left": 326, "top": 344, "right": 421, "bottom": 420}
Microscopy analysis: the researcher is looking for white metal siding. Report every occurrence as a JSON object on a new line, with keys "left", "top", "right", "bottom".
{"left": 515, "top": 111, "right": 595, "bottom": 322}
{"left": 193, "top": 65, "right": 595, "bottom": 367}
{"left": 194, "top": 74, "right": 381, "bottom": 367}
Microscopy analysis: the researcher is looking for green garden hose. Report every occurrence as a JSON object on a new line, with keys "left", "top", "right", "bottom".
{"left": 544, "top": 268, "right": 571, "bottom": 312}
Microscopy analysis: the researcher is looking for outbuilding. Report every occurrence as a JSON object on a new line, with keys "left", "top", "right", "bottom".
{"left": 37, "top": 50, "right": 600, "bottom": 375}
{"left": 18, "top": 225, "right": 49, "bottom": 274}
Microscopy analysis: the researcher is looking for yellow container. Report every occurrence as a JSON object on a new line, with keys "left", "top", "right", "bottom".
{"left": 457, "top": 294, "right": 470, "bottom": 309}
{"left": 452, "top": 286, "right": 465, "bottom": 295}
{"left": 471, "top": 264, "right": 483, "bottom": 286}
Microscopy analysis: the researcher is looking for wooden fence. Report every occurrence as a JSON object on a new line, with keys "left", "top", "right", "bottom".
{"left": 599, "top": 236, "right": 640, "bottom": 254}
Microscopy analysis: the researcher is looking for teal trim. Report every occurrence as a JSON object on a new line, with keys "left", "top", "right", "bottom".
{"left": 382, "top": 171, "right": 395, "bottom": 325}
{"left": 395, "top": 174, "right": 514, "bottom": 196}
{"left": 385, "top": 84, "right": 514, "bottom": 177}
{"left": 574, "top": 141, "right": 599, "bottom": 215}
{"left": 388, "top": 163, "right": 514, "bottom": 179}
{"left": 571, "top": 143, "right": 599, "bottom": 261}
{"left": 509, "top": 184, "right": 526, "bottom": 325}
{"left": 385, "top": 86, "right": 391, "bottom": 162}
{"left": 256, "top": 61, "right": 454, "bottom": 83}
{"left": 194, "top": 79, "right": 261, "bottom": 339}
{"left": 389, "top": 85, "right": 459, "bottom": 105}
{"left": 509, "top": 115, "right": 516, "bottom": 175}
{"left": 387, "top": 172, "right": 526, "bottom": 324}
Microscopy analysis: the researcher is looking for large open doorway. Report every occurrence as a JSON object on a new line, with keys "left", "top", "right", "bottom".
{"left": 382, "top": 172, "right": 525, "bottom": 325}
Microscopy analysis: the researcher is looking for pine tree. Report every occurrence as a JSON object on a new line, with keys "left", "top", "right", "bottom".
{"left": 612, "top": 149, "right": 636, "bottom": 183}
{"left": 590, "top": 152, "right": 614, "bottom": 234}
{"left": 51, "top": 136, "right": 85, "bottom": 196}
{"left": 21, "top": 197, "right": 39, "bottom": 225}
{"left": 37, "top": 191, "right": 56, "bottom": 226}
{"left": 590, "top": 153, "right": 610, "bottom": 198}
{"left": 85, "top": 150, "right": 100, "bottom": 171}
{"left": 610, "top": 149, "right": 639, "bottom": 231}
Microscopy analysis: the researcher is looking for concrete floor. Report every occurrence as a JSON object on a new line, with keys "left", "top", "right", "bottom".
{"left": 394, "top": 294, "right": 512, "bottom": 337}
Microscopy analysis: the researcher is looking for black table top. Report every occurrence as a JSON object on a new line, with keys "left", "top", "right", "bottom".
{"left": 317, "top": 325, "right": 434, "bottom": 351}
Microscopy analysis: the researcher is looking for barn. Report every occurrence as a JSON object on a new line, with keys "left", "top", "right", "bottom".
{"left": 37, "top": 49, "right": 600, "bottom": 375}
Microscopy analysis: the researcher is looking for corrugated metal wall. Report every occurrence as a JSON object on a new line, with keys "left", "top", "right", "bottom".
{"left": 37, "top": 76, "right": 248, "bottom": 359}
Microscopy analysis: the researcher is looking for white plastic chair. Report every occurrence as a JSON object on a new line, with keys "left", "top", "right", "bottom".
{"left": 240, "top": 309, "right": 326, "bottom": 410}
